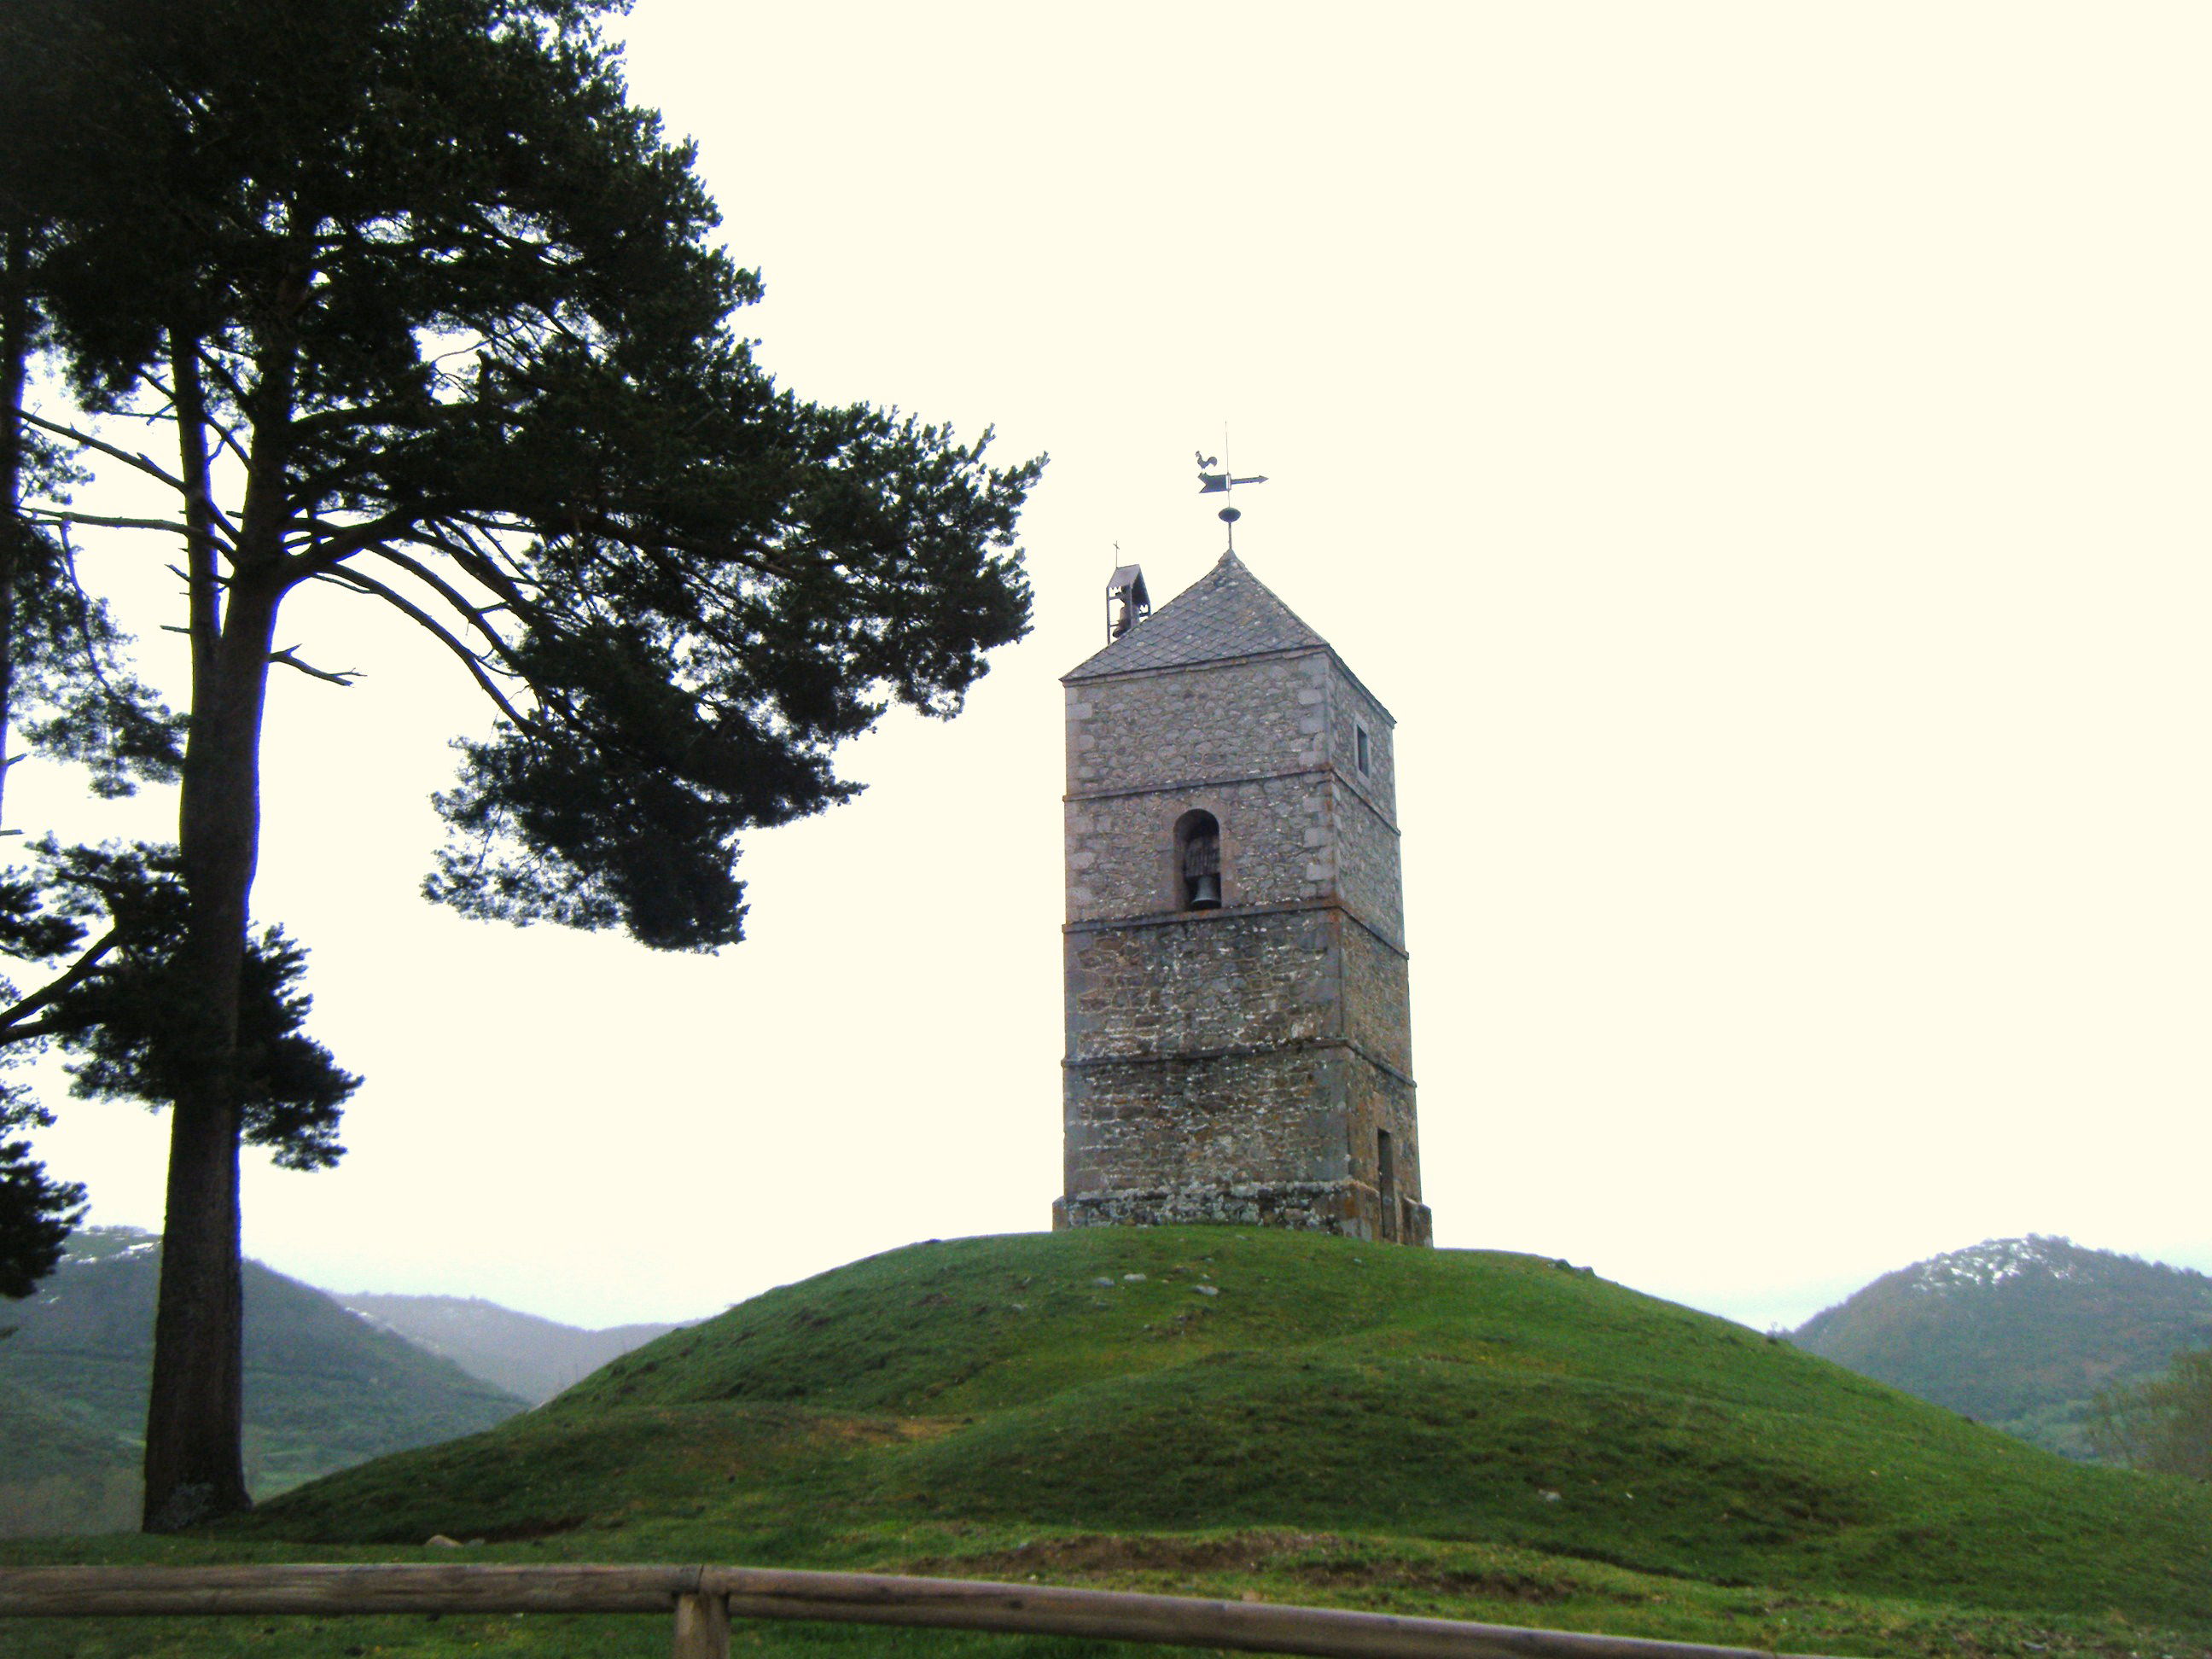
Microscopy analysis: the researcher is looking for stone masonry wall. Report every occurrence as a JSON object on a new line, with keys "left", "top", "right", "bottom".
{"left": 1066, "top": 909, "right": 1337, "bottom": 1060}
{"left": 1063, "top": 1046, "right": 1348, "bottom": 1194}
{"left": 1328, "top": 659, "right": 1397, "bottom": 825}
{"left": 1329, "top": 778, "right": 1405, "bottom": 949}
{"left": 1338, "top": 918, "right": 1412, "bottom": 1076}
{"left": 1324, "top": 656, "right": 1405, "bottom": 949}
{"left": 1068, "top": 774, "right": 1328, "bottom": 920}
{"left": 1346, "top": 1063, "right": 1420, "bottom": 1193}
{"left": 1067, "top": 652, "right": 1330, "bottom": 797}
{"left": 1344, "top": 1062, "right": 1427, "bottom": 1243}
{"left": 1059, "top": 1181, "right": 1361, "bottom": 1232}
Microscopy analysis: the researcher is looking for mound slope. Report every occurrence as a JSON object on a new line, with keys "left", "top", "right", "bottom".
{"left": 244, "top": 1228, "right": 2212, "bottom": 1632}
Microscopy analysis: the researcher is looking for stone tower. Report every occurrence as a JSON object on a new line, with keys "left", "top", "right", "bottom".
{"left": 1055, "top": 550, "right": 1431, "bottom": 1245}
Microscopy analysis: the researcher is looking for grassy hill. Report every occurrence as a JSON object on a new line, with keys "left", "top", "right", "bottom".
{"left": 1793, "top": 1236, "right": 2212, "bottom": 1459}
{"left": 0, "top": 1227, "right": 527, "bottom": 1535}
{"left": 9, "top": 1226, "right": 2212, "bottom": 1659}
{"left": 0, "top": 1371, "right": 143, "bottom": 1535}
{"left": 335, "top": 1291, "right": 679, "bottom": 1403}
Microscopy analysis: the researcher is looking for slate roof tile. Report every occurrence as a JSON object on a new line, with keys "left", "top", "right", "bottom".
{"left": 1064, "top": 550, "right": 1326, "bottom": 681}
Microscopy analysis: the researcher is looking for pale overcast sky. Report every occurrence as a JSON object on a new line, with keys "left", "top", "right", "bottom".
{"left": 22, "top": 3, "right": 2212, "bottom": 1330}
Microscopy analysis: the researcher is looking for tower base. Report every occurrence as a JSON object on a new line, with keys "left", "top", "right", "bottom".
{"left": 1053, "top": 1181, "right": 1433, "bottom": 1246}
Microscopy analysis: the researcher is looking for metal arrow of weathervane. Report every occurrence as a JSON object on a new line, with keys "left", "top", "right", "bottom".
{"left": 1196, "top": 449, "right": 1268, "bottom": 551}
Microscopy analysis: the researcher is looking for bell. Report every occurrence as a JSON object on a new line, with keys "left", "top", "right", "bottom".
{"left": 1189, "top": 872, "right": 1221, "bottom": 910}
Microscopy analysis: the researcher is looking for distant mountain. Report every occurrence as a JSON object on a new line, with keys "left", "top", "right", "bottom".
{"left": 0, "top": 1227, "right": 526, "bottom": 1537}
{"left": 1792, "top": 1234, "right": 2212, "bottom": 1459}
{"left": 335, "top": 1293, "right": 679, "bottom": 1404}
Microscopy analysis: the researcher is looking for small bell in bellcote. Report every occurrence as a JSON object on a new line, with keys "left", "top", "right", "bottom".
{"left": 1182, "top": 824, "right": 1222, "bottom": 910}
{"left": 1105, "top": 563, "right": 1151, "bottom": 643}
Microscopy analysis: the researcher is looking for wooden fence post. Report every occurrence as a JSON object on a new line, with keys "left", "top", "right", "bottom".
{"left": 672, "top": 1590, "right": 731, "bottom": 1659}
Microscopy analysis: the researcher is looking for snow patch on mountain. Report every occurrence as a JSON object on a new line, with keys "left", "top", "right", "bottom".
{"left": 60, "top": 1232, "right": 157, "bottom": 1268}
{"left": 1890, "top": 1234, "right": 2203, "bottom": 1298}
{"left": 1901, "top": 1236, "right": 2087, "bottom": 1295}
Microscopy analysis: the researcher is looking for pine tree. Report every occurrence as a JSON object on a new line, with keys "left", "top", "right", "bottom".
{"left": 18, "top": 0, "right": 1038, "bottom": 1528}
{"left": 0, "top": 0, "right": 199, "bottom": 1301}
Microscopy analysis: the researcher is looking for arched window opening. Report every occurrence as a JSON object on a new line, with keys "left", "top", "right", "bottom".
{"left": 1174, "top": 809, "right": 1221, "bottom": 911}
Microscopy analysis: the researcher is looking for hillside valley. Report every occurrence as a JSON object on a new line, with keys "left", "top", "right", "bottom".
{"left": 335, "top": 1292, "right": 679, "bottom": 1405}
{"left": 1793, "top": 1235, "right": 2212, "bottom": 1459}
{"left": 0, "top": 1229, "right": 527, "bottom": 1535}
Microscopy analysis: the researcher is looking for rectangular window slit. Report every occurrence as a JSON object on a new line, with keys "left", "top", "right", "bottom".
{"left": 1377, "top": 1128, "right": 1398, "bottom": 1242}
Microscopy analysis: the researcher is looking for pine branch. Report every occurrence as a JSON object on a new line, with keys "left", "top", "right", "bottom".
{"left": 364, "top": 542, "right": 517, "bottom": 655}
{"left": 24, "top": 506, "right": 207, "bottom": 540}
{"left": 140, "top": 367, "right": 252, "bottom": 472}
{"left": 0, "top": 928, "right": 118, "bottom": 1040}
{"left": 59, "top": 541, "right": 144, "bottom": 714}
{"left": 573, "top": 509, "right": 799, "bottom": 582}
{"left": 310, "top": 566, "right": 531, "bottom": 726}
{"left": 419, "top": 518, "right": 533, "bottom": 611}
{"left": 268, "top": 647, "right": 359, "bottom": 686}
{"left": 282, "top": 504, "right": 441, "bottom": 579}
{"left": 15, "top": 410, "right": 191, "bottom": 497}
{"left": 189, "top": 347, "right": 258, "bottom": 433}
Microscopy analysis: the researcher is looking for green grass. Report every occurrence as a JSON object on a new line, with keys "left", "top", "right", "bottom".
{"left": 9, "top": 1228, "right": 2212, "bottom": 1659}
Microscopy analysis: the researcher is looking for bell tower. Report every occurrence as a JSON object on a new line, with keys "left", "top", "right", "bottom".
{"left": 1054, "top": 549, "right": 1430, "bottom": 1244}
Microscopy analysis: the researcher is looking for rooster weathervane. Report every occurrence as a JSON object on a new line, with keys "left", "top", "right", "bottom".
{"left": 1196, "top": 447, "right": 1268, "bottom": 551}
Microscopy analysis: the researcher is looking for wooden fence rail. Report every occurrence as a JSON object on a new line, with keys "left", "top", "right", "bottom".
{"left": 0, "top": 1563, "right": 1819, "bottom": 1659}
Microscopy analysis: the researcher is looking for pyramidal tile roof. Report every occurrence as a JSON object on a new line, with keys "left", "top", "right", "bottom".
{"left": 1064, "top": 550, "right": 1328, "bottom": 681}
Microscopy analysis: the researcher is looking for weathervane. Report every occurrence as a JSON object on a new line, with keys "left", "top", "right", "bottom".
{"left": 1196, "top": 444, "right": 1268, "bottom": 552}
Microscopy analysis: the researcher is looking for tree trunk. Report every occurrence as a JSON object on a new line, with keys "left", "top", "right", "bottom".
{"left": 171, "top": 339, "right": 218, "bottom": 695}
{"left": 0, "top": 229, "right": 29, "bottom": 830}
{"left": 141, "top": 568, "right": 283, "bottom": 1531}
{"left": 143, "top": 283, "right": 303, "bottom": 1530}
